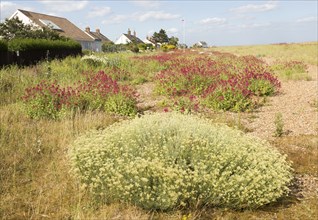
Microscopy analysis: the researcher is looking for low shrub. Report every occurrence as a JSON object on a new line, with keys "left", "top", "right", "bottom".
{"left": 102, "top": 42, "right": 126, "bottom": 53}
{"left": 128, "top": 44, "right": 139, "bottom": 53}
{"left": 69, "top": 113, "right": 293, "bottom": 210}
{"left": 161, "top": 44, "right": 176, "bottom": 52}
{"left": 248, "top": 79, "right": 275, "bottom": 96}
{"left": 81, "top": 55, "right": 109, "bottom": 66}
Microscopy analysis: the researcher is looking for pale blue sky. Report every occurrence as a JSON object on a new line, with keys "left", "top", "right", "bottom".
{"left": 1, "top": 0, "right": 317, "bottom": 46}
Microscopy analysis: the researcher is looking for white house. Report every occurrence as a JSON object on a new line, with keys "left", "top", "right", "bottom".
{"left": 9, "top": 9, "right": 111, "bottom": 51}
{"left": 143, "top": 36, "right": 156, "bottom": 46}
{"left": 115, "top": 29, "right": 144, "bottom": 45}
{"left": 84, "top": 27, "right": 112, "bottom": 52}
{"left": 193, "top": 41, "right": 208, "bottom": 48}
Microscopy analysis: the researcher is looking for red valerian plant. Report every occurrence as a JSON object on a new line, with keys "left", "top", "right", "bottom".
{"left": 151, "top": 52, "right": 280, "bottom": 112}
{"left": 23, "top": 71, "right": 138, "bottom": 119}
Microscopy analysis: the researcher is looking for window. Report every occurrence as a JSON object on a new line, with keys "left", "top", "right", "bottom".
{"left": 39, "top": 19, "right": 62, "bottom": 31}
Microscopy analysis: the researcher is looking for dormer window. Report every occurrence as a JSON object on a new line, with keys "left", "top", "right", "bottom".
{"left": 39, "top": 19, "right": 62, "bottom": 31}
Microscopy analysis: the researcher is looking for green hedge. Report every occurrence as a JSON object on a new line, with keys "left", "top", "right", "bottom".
{"left": 0, "top": 40, "right": 8, "bottom": 52}
{"left": 8, "top": 38, "right": 81, "bottom": 51}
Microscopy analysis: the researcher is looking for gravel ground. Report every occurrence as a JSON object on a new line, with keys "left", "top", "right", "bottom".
{"left": 246, "top": 80, "right": 317, "bottom": 139}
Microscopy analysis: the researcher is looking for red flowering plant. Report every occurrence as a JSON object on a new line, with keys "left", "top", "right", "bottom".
{"left": 155, "top": 56, "right": 219, "bottom": 96}
{"left": 170, "top": 95, "right": 200, "bottom": 114}
{"left": 22, "top": 71, "right": 138, "bottom": 119}
{"left": 153, "top": 52, "right": 280, "bottom": 112}
{"left": 22, "top": 81, "right": 72, "bottom": 119}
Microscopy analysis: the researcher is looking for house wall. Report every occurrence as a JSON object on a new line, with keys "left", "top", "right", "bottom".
{"left": 115, "top": 35, "right": 131, "bottom": 45}
{"left": 10, "top": 10, "right": 40, "bottom": 28}
{"left": 79, "top": 41, "right": 102, "bottom": 52}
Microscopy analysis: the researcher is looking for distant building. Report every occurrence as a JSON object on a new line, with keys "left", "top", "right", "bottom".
{"left": 143, "top": 37, "right": 155, "bottom": 46}
{"left": 115, "top": 29, "right": 144, "bottom": 45}
{"left": 193, "top": 41, "right": 208, "bottom": 48}
{"left": 9, "top": 9, "right": 111, "bottom": 51}
{"left": 84, "top": 27, "right": 112, "bottom": 52}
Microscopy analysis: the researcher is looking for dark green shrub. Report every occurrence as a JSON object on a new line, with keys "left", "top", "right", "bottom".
{"left": 69, "top": 113, "right": 293, "bottom": 210}
{"left": 0, "top": 40, "right": 8, "bottom": 52}
{"left": 128, "top": 44, "right": 139, "bottom": 53}
{"left": 8, "top": 38, "right": 81, "bottom": 51}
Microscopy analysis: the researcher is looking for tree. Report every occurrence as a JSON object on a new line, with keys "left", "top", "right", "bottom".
{"left": 168, "top": 36, "right": 179, "bottom": 46}
{"left": 152, "top": 29, "right": 169, "bottom": 44}
{"left": 0, "top": 17, "right": 63, "bottom": 41}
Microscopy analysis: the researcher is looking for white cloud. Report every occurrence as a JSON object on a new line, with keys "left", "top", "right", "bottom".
{"left": 87, "top": 6, "right": 111, "bottom": 18}
{"left": 39, "top": 0, "right": 89, "bottom": 12}
{"left": 0, "top": 1, "right": 33, "bottom": 20}
{"left": 238, "top": 23, "right": 271, "bottom": 29}
{"left": 297, "top": 16, "right": 317, "bottom": 23}
{"left": 0, "top": 1, "right": 18, "bottom": 19}
{"left": 199, "top": 17, "right": 227, "bottom": 25}
{"left": 230, "top": 1, "right": 277, "bottom": 13}
{"left": 134, "top": 11, "right": 180, "bottom": 22}
{"left": 132, "top": 0, "right": 160, "bottom": 8}
{"left": 102, "top": 15, "right": 130, "bottom": 25}
{"left": 167, "top": 27, "right": 179, "bottom": 35}
{"left": 102, "top": 10, "right": 180, "bottom": 25}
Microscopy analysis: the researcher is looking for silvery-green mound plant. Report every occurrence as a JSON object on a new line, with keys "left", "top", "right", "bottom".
{"left": 81, "top": 54, "right": 109, "bottom": 66}
{"left": 69, "top": 112, "right": 293, "bottom": 210}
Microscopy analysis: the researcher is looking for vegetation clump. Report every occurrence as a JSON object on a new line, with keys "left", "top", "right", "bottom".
{"left": 69, "top": 112, "right": 293, "bottom": 210}
{"left": 270, "top": 60, "right": 310, "bottom": 80}
{"left": 153, "top": 52, "right": 280, "bottom": 112}
{"left": 22, "top": 71, "right": 137, "bottom": 119}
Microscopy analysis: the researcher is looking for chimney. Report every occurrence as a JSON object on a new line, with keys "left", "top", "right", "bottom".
{"left": 96, "top": 28, "right": 100, "bottom": 34}
{"left": 128, "top": 28, "right": 131, "bottom": 36}
{"left": 133, "top": 30, "right": 136, "bottom": 37}
{"left": 85, "top": 27, "right": 90, "bottom": 32}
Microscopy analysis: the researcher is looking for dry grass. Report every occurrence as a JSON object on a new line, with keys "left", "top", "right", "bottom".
{"left": 0, "top": 104, "right": 118, "bottom": 219}
{"left": 210, "top": 42, "right": 318, "bottom": 65}
{"left": 272, "top": 135, "right": 318, "bottom": 176}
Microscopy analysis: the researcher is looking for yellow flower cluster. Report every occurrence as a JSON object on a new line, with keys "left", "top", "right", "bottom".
{"left": 69, "top": 112, "right": 293, "bottom": 210}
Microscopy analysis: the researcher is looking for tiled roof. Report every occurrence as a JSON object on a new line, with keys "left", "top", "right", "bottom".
{"left": 87, "top": 31, "right": 112, "bottom": 42}
{"left": 18, "top": 9, "right": 94, "bottom": 42}
{"left": 123, "top": 34, "right": 144, "bottom": 44}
